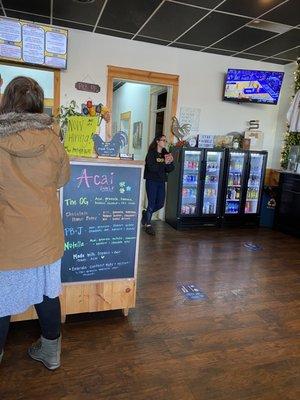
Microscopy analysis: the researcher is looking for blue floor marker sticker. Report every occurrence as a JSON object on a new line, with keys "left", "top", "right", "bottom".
{"left": 178, "top": 283, "right": 207, "bottom": 301}
{"left": 243, "top": 242, "right": 262, "bottom": 251}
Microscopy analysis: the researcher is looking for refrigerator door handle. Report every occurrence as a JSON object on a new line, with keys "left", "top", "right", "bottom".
{"left": 200, "top": 159, "right": 206, "bottom": 181}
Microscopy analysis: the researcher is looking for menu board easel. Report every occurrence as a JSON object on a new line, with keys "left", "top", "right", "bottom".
{"left": 12, "top": 158, "right": 144, "bottom": 322}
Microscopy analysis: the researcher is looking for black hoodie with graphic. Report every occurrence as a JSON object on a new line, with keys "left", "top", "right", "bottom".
{"left": 144, "top": 149, "right": 175, "bottom": 182}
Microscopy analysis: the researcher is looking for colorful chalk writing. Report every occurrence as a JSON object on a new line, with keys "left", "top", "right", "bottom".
{"left": 61, "top": 162, "right": 141, "bottom": 283}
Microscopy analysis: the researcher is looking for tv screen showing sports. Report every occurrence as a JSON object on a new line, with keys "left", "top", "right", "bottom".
{"left": 224, "top": 68, "right": 284, "bottom": 105}
{"left": 0, "top": 17, "right": 68, "bottom": 70}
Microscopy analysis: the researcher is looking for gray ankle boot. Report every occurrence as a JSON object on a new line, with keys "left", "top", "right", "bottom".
{"left": 28, "top": 335, "right": 61, "bottom": 370}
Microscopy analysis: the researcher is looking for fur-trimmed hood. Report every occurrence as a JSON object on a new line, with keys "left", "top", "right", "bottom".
{"left": 0, "top": 112, "right": 53, "bottom": 137}
{"left": 0, "top": 112, "right": 55, "bottom": 158}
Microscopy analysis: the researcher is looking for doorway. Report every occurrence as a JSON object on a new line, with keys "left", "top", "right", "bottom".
{"left": 107, "top": 66, "right": 179, "bottom": 220}
{"left": 112, "top": 81, "right": 170, "bottom": 161}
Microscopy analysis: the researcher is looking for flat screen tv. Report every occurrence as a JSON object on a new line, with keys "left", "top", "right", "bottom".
{"left": 223, "top": 68, "right": 284, "bottom": 105}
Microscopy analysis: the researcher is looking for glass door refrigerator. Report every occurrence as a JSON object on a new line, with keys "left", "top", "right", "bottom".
{"left": 221, "top": 150, "right": 267, "bottom": 226}
{"left": 221, "top": 150, "right": 248, "bottom": 226}
{"left": 201, "top": 149, "right": 225, "bottom": 224}
{"left": 165, "top": 148, "right": 225, "bottom": 229}
{"left": 244, "top": 151, "right": 268, "bottom": 225}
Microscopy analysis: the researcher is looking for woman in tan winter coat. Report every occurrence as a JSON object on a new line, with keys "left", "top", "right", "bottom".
{"left": 0, "top": 77, "right": 70, "bottom": 370}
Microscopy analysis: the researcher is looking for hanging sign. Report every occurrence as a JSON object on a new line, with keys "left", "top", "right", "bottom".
{"left": 64, "top": 116, "right": 98, "bottom": 157}
{"left": 75, "top": 81, "right": 101, "bottom": 93}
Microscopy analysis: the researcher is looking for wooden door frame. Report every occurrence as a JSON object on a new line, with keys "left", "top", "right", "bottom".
{"left": 106, "top": 65, "right": 179, "bottom": 141}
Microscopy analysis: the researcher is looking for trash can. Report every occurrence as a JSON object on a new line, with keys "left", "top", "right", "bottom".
{"left": 260, "top": 186, "right": 278, "bottom": 228}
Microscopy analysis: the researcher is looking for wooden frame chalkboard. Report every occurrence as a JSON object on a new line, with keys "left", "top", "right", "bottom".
{"left": 60, "top": 161, "right": 143, "bottom": 284}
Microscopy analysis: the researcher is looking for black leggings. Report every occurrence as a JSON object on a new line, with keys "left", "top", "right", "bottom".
{"left": 0, "top": 296, "right": 61, "bottom": 352}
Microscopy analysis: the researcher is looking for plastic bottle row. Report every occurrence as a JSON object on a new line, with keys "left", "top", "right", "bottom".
{"left": 245, "top": 201, "right": 257, "bottom": 213}
{"left": 225, "top": 202, "right": 239, "bottom": 214}
{"left": 227, "top": 187, "right": 240, "bottom": 200}
{"left": 229, "top": 159, "right": 244, "bottom": 170}
{"left": 205, "top": 174, "right": 218, "bottom": 183}
{"left": 207, "top": 162, "right": 219, "bottom": 170}
{"left": 248, "top": 175, "right": 261, "bottom": 186}
{"left": 247, "top": 188, "right": 259, "bottom": 200}
{"left": 184, "top": 160, "right": 199, "bottom": 170}
{"left": 183, "top": 174, "right": 198, "bottom": 184}
{"left": 203, "top": 202, "right": 216, "bottom": 214}
{"left": 182, "top": 188, "right": 197, "bottom": 198}
{"left": 228, "top": 173, "right": 241, "bottom": 186}
{"left": 204, "top": 188, "right": 217, "bottom": 197}
{"left": 181, "top": 204, "right": 196, "bottom": 215}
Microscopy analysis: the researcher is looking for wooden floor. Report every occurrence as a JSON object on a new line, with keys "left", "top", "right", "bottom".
{"left": 1, "top": 224, "right": 300, "bottom": 400}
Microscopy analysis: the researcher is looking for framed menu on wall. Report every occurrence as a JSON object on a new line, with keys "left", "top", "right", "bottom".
{"left": 0, "top": 17, "right": 68, "bottom": 69}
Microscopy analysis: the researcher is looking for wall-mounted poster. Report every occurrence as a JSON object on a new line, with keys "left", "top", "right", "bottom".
{"left": 133, "top": 121, "right": 143, "bottom": 149}
{"left": 198, "top": 134, "right": 214, "bottom": 149}
{"left": 0, "top": 17, "right": 68, "bottom": 69}
{"left": 179, "top": 106, "right": 201, "bottom": 134}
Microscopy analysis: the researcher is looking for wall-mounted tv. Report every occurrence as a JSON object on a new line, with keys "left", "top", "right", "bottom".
{"left": 0, "top": 17, "right": 68, "bottom": 70}
{"left": 223, "top": 68, "right": 284, "bottom": 105}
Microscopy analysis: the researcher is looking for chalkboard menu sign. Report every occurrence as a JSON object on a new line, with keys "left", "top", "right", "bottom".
{"left": 61, "top": 162, "right": 142, "bottom": 283}
{"left": 0, "top": 17, "right": 68, "bottom": 69}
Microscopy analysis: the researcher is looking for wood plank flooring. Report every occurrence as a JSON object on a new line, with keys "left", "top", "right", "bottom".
{"left": 0, "top": 224, "right": 299, "bottom": 400}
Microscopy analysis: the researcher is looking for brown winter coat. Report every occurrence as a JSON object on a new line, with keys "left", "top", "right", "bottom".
{"left": 0, "top": 113, "right": 70, "bottom": 271}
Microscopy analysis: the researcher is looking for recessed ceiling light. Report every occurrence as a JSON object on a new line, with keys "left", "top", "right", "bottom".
{"left": 73, "top": 0, "right": 95, "bottom": 4}
{"left": 248, "top": 20, "right": 291, "bottom": 34}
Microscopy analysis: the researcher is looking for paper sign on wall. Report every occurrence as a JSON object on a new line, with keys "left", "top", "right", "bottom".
{"left": 198, "top": 134, "right": 214, "bottom": 148}
{"left": 179, "top": 107, "right": 201, "bottom": 133}
{"left": 64, "top": 116, "right": 98, "bottom": 157}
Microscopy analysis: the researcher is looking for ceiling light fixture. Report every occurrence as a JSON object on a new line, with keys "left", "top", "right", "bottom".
{"left": 73, "top": 0, "right": 95, "bottom": 4}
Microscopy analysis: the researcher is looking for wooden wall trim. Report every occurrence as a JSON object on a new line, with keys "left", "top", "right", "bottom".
{"left": 54, "top": 70, "right": 61, "bottom": 117}
{"left": 107, "top": 65, "right": 179, "bottom": 86}
{"left": 106, "top": 65, "right": 179, "bottom": 142}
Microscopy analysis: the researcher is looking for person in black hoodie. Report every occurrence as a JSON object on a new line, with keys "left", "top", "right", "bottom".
{"left": 142, "top": 134, "right": 174, "bottom": 235}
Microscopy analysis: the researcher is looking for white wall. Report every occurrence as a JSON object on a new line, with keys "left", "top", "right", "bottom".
{"left": 60, "top": 28, "right": 295, "bottom": 167}
{"left": 112, "top": 82, "right": 150, "bottom": 159}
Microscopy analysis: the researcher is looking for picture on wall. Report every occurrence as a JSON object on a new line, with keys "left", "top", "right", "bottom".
{"left": 133, "top": 121, "right": 143, "bottom": 149}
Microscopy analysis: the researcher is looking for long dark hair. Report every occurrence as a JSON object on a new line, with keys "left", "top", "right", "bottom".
{"left": 0, "top": 76, "right": 44, "bottom": 114}
{"left": 148, "top": 133, "right": 166, "bottom": 151}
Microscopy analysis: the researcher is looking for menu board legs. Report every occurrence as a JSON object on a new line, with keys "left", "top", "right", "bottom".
{"left": 122, "top": 308, "right": 129, "bottom": 317}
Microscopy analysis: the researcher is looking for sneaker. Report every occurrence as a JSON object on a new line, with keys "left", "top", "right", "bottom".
{"left": 145, "top": 225, "right": 155, "bottom": 236}
{"left": 28, "top": 335, "right": 61, "bottom": 370}
{"left": 141, "top": 210, "right": 147, "bottom": 226}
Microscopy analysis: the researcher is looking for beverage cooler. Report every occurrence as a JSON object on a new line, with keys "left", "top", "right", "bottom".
{"left": 165, "top": 148, "right": 267, "bottom": 230}
{"left": 221, "top": 150, "right": 267, "bottom": 227}
{"left": 165, "top": 148, "right": 225, "bottom": 229}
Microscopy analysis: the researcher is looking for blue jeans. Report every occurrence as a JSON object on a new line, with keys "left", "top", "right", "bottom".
{"left": 145, "top": 180, "right": 166, "bottom": 225}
